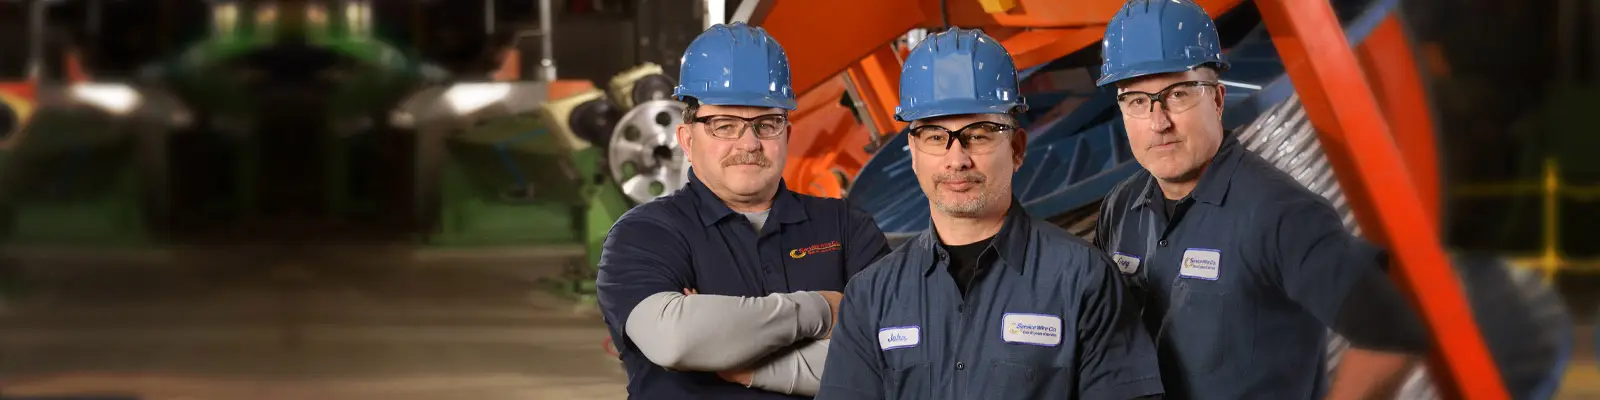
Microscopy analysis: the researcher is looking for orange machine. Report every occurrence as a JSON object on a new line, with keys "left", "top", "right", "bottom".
{"left": 757, "top": 0, "right": 1504, "bottom": 398}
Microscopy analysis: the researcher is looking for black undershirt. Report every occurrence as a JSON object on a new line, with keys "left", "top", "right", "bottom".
{"left": 943, "top": 235, "right": 996, "bottom": 297}
{"left": 1163, "top": 197, "right": 1181, "bottom": 219}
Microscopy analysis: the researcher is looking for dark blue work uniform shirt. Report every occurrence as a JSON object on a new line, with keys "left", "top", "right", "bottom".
{"left": 1093, "top": 136, "right": 1387, "bottom": 399}
{"left": 596, "top": 172, "right": 890, "bottom": 399}
{"left": 817, "top": 200, "right": 1164, "bottom": 400}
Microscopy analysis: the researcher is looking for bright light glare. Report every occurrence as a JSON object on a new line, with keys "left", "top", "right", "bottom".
{"left": 71, "top": 83, "right": 142, "bottom": 115}
{"left": 443, "top": 83, "right": 512, "bottom": 115}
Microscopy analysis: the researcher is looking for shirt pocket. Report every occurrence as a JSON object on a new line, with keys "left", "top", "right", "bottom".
{"left": 1169, "top": 279, "right": 1230, "bottom": 374}
{"left": 886, "top": 361, "right": 932, "bottom": 400}
{"left": 983, "top": 359, "right": 1063, "bottom": 400}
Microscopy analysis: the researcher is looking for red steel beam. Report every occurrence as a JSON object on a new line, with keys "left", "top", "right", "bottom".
{"left": 1254, "top": 1, "right": 1508, "bottom": 398}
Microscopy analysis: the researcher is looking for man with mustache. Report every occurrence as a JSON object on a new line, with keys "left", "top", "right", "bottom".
{"left": 596, "top": 22, "right": 891, "bottom": 399}
{"left": 1090, "top": 1, "right": 1430, "bottom": 399}
{"left": 815, "top": 28, "right": 1163, "bottom": 400}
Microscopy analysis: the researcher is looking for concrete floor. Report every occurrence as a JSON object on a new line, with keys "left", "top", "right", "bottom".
{"left": 0, "top": 248, "right": 628, "bottom": 399}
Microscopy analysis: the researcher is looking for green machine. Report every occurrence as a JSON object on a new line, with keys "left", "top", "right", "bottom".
{"left": 160, "top": 0, "right": 421, "bottom": 225}
{"left": 390, "top": 63, "right": 686, "bottom": 301}
{"left": 0, "top": 83, "right": 192, "bottom": 248}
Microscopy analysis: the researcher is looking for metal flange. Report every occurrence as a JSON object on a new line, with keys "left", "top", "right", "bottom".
{"left": 608, "top": 100, "right": 688, "bottom": 204}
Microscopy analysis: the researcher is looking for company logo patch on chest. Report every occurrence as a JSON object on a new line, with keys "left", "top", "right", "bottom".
{"left": 878, "top": 326, "right": 920, "bottom": 350}
{"left": 1180, "top": 248, "right": 1222, "bottom": 280}
{"left": 1111, "top": 252, "right": 1141, "bottom": 275}
{"left": 790, "top": 240, "right": 842, "bottom": 259}
{"left": 1001, "top": 313, "right": 1062, "bottom": 346}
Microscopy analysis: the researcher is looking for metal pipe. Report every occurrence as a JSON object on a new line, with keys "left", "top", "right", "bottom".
{"left": 88, "top": 0, "right": 101, "bottom": 37}
{"left": 485, "top": 0, "right": 496, "bottom": 36}
{"left": 28, "top": 0, "right": 53, "bottom": 81}
{"left": 538, "top": 0, "right": 556, "bottom": 81}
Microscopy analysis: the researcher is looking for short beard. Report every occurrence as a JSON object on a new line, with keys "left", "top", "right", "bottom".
{"left": 930, "top": 171, "right": 1006, "bottom": 217}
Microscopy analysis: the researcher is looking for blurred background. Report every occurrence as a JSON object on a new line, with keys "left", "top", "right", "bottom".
{"left": 0, "top": 0, "right": 1589, "bottom": 399}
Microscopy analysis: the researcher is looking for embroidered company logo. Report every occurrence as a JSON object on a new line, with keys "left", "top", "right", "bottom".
{"left": 1001, "top": 313, "right": 1063, "bottom": 346}
{"left": 789, "top": 241, "right": 842, "bottom": 259}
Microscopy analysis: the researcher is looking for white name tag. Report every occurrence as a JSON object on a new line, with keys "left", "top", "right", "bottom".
{"left": 878, "top": 326, "right": 920, "bottom": 350}
{"left": 1180, "top": 248, "right": 1222, "bottom": 280}
{"left": 1001, "top": 313, "right": 1063, "bottom": 347}
{"left": 1111, "top": 253, "right": 1141, "bottom": 275}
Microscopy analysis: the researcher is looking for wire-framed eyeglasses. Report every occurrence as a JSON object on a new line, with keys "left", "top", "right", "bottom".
{"left": 1115, "top": 81, "right": 1220, "bottom": 119}
{"left": 907, "top": 121, "right": 1016, "bottom": 156}
{"left": 692, "top": 114, "right": 790, "bottom": 140}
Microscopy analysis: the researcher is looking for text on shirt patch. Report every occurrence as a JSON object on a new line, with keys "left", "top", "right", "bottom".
{"left": 1180, "top": 248, "right": 1222, "bottom": 280}
{"left": 789, "top": 240, "right": 842, "bottom": 258}
{"left": 1111, "top": 252, "right": 1141, "bottom": 275}
{"left": 1001, "top": 313, "right": 1062, "bottom": 346}
{"left": 878, "top": 326, "right": 921, "bottom": 350}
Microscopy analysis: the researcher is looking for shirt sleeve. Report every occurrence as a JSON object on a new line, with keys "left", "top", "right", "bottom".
{"left": 1266, "top": 198, "right": 1389, "bottom": 327}
{"left": 1075, "top": 249, "right": 1165, "bottom": 399}
{"left": 815, "top": 277, "right": 887, "bottom": 399}
{"left": 747, "top": 339, "right": 831, "bottom": 396}
{"left": 596, "top": 214, "right": 694, "bottom": 347}
{"left": 844, "top": 204, "right": 891, "bottom": 278}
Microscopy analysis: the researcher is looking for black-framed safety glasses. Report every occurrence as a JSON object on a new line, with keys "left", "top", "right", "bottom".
{"left": 692, "top": 114, "right": 790, "bottom": 140}
{"left": 907, "top": 121, "right": 1017, "bottom": 156}
{"left": 1115, "top": 81, "right": 1221, "bottom": 119}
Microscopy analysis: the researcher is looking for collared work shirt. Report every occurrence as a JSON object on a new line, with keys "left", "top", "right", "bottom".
{"left": 1093, "top": 136, "right": 1386, "bottom": 399}
{"left": 817, "top": 200, "right": 1164, "bottom": 400}
{"left": 596, "top": 172, "right": 890, "bottom": 399}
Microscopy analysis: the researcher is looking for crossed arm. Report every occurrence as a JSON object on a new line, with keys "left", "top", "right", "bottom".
{"left": 596, "top": 210, "right": 889, "bottom": 396}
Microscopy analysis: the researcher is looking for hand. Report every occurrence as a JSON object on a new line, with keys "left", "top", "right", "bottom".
{"left": 815, "top": 290, "right": 843, "bottom": 339}
{"left": 717, "top": 368, "right": 755, "bottom": 387}
{"left": 683, "top": 288, "right": 698, "bottom": 295}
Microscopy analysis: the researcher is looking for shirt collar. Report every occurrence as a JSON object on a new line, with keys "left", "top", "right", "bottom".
{"left": 1129, "top": 132, "right": 1244, "bottom": 210}
{"left": 688, "top": 168, "right": 809, "bottom": 227}
{"left": 916, "top": 197, "right": 1032, "bottom": 276}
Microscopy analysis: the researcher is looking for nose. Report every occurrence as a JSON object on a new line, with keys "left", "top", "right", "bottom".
{"left": 941, "top": 144, "right": 975, "bottom": 171}
{"left": 1147, "top": 105, "right": 1174, "bottom": 133}
{"left": 733, "top": 127, "right": 763, "bottom": 151}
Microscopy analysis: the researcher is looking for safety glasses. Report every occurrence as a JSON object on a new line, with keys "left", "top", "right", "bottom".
{"left": 1115, "top": 81, "right": 1220, "bottom": 119}
{"left": 907, "top": 121, "right": 1016, "bottom": 156}
{"left": 692, "top": 114, "right": 789, "bottom": 140}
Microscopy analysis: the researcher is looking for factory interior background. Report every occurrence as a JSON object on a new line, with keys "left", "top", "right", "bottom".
{"left": 0, "top": 0, "right": 1593, "bottom": 398}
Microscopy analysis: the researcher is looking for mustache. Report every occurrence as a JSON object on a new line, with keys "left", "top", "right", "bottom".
{"left": 934, "top": 171, "right": 986, "bottom": 183}
{"left": 721, "top": 151, "right": 772, "bottom": 167}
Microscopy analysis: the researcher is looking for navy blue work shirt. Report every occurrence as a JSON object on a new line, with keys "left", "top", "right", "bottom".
{"left": 817, "top": 199, "right": 1164, "bottom": 400}
{"left": 596, "top": 171, "right": 890, "bottom": 399}
{"left": 1093, "top": 135, "right": 1387, "bottom": 399}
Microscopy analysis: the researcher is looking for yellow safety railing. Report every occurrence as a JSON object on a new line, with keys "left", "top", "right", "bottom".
{"left": 1452, "top": 157, "right": 1600, "bottom": 283}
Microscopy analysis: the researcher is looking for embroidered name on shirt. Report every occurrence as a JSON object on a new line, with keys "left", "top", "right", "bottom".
{"left": 789, "top": 241, "right": 842, "bottom": 258}
{"left": 878, "top": 326, "right": 920, "bottom": 350}
{"left": 1112, "top": 252, "right": 1141, "bottom": 275}
{"left": 1180, "top": 248, "right": 1222, "bottom": 280}
{"left": 1001, "top": 313, "right": 1062, "bottom": 346}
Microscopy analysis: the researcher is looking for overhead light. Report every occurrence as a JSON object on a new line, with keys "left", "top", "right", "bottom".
{"left": 442, "top": 82, "right": 511, "bottom": 115}
{"left": 71, "top": 83, "right": 142, "bottom": 115}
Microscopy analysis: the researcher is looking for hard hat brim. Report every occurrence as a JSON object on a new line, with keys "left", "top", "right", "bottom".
{"left": 894, "top": 99, "right": 1028, "bottom": 123}
{"left": 677, "top": 93, "right": 798, "bottom": 111}
{"left": 1096, "top": 59, "right": 1231, "bottom": 87}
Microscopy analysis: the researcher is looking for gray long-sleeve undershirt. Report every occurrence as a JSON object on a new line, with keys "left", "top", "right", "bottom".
{"left": 747, "top": 338, "right": 830, "bottom": 395}
{"left": 625, "top": 291, "right": 834, "bottom": 371}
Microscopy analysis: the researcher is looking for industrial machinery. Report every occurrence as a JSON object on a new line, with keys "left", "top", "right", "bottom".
{"left": 0, "top": 0, "right": 701, "bottom": 308}
{"left": 738, "top": 0, "right": 1574, "bottom": 398}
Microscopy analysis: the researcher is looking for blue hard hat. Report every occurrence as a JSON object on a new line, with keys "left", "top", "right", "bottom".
{"left": 895, "top": 28, "right": 1027, "bottom": 122}
{"left": 1097, "top": 0, "right": 1230, "bottom": 87}
{"left": 673, "top": 22, "right": 797, "bottom": 110}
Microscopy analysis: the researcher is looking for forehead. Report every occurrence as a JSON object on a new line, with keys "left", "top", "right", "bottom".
{"left": 1115, "top": 69, "right": 1213, "bottom": 93}
{"left": 910, "top": 113, "right": 1009, "bottom": 130}
{"left": 696, "top": 104, "right": 786, "bottom": 118}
